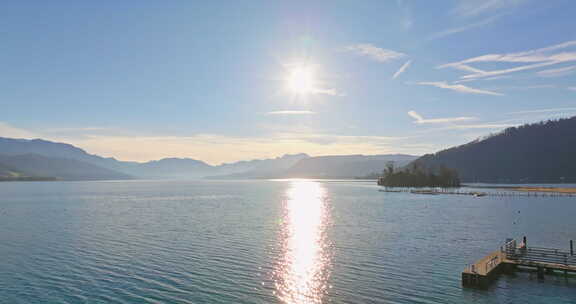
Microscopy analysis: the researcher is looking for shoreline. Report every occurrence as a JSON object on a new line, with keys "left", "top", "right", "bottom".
{"left": 512, "top": 187, "right": 576, "bottom": 194}
{"left": 467, "top": 185, "right": 576, "bottom": 194}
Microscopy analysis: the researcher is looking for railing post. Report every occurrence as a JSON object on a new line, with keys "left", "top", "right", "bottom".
{"left": 571, "top": 240, "right": 574, "bottom": 256}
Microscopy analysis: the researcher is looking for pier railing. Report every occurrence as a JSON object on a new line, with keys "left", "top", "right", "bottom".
{"left": 464, "top": 238, "right": 576, "bottom": 288}
{"left": 504, "top": 245, "right": 576, "bottom": 266}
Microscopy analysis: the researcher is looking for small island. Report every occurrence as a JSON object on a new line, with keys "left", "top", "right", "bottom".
{"left": 377, "top": 161, "right": 461, "bottom": 188}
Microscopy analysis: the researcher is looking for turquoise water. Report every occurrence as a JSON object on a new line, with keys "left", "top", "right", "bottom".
{"left": 0, "top": 180, "right": 574, "bottom": 303}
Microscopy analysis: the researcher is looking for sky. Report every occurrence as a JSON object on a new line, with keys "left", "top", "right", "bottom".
{"left": 1, "top": 0, "right": 576, "bottom": 165}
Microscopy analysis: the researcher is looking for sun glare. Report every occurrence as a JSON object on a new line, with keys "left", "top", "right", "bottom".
{"left": 275, "top": 180, "right": 331, "bottom": 304}
{"left": 285, "top": 63, "right": 317, "bottom": 96}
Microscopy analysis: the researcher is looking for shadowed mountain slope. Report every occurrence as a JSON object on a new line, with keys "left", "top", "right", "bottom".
{"left": 413, "top": 117, "right": 576, "bottom": 183}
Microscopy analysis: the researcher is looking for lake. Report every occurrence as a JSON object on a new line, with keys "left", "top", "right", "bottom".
{"left": 0, "top": 180, "right": 574, "bottom": 303}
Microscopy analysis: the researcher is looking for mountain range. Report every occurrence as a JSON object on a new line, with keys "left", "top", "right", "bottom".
{"left": 0, "top": 137, "right": 416, "bottom": 180}
{"left": 207, "top": 154, "right": 417, "bottom": 179}
{"left": 5, "top": 116, "right": 572, "bottom": 182}
{"left": 0, "top": 154, "right": 132, "bottom": 181}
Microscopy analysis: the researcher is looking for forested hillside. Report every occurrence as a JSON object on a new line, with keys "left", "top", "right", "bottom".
{"left": 414, "top": 117, "right": 576, "bottom": 183}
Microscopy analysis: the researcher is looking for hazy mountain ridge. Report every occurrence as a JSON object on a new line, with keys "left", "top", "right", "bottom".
{"left": 413, "top": 117, "right": 576, "bottom": 183}
{"left": 0, "top": 137, "right": 310, "bottom": 179}
{"left": 0, "top": 137, "right": 216, "bottom": 179}
{"left": 285, "top": 154, "right": 418, "bottom": 178}
{"left": 209, "top": 154, "right": 418, "bottom": 179}
{"left": 0, "top": 154, "right": 131, "bottom": 180}
{"left": 216, "top": 153, "right": 309, "bottom": 174}
{"left": 0, "top": 137, "right": 119, "bottom": 164}
{"left": 208, "top": 153, "right": 310, "bottom": 179}
{"left": 0, "top": 137, "right": 139, "bottom": 174}
{"left": 0, "top": 137, "right": 418, "bottom": 180}
{"left": 8, "top": 114, "right": 574, "bottom": 183}
{"left": 125, "top": 158, "right": 214, "bottom": 179}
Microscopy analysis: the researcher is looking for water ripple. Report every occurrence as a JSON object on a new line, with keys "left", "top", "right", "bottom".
{"left": 0, "top": 180, "right": 575, "bottom": 303}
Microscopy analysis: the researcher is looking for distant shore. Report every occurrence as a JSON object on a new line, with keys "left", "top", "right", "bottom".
{"left": 512, "top": 186, "right": 576, "bottom": 193}
{"left": 0, "top": 176, "right": 57, "bottom": 182}
{"left": 468, "top": 185, "right": 576, "bottom": 194}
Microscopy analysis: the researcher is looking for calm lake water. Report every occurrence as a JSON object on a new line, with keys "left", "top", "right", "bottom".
{"left": 0, "top": 180, "right": 575, "bottom": 303}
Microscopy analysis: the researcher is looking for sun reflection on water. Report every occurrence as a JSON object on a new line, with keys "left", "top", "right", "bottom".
{"left": 275, "top": 180, "right": 331, "bottom": 304}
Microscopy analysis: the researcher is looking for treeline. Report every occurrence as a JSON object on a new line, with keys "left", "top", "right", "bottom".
{"left": 378, "top": 161, "right": 461, "bottom": 188}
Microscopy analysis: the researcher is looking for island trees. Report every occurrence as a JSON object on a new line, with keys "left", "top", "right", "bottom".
{"left": 377, "top": 161, "right": 461, "bottom": 188}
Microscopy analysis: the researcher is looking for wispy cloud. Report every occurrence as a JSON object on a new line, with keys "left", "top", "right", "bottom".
{"left": 438, "top": 40, "right": 576, "bottom": 80}
{"left": 568, "top": 87, "right": 576, "bottom": 91}
{"left": 487, "top": 84, "right": 557, "bottom": 91}
{"left": 43, "top": 127, "right": 111, "bottom": 134}
{"left": 454, "top": 75, "right": 512, "bottom": 83}
{"left": 266, "top": 111, "right": 316, "bottom": 115}
{"left": 452, "top": 0, "right": 528, "bottom": 17}
{"left": 275, "top": 132, "right": 403, "bottom": 146}
{"left": 396, "top": 0, "right": 413, "bottom": 30}
{"left": 408, "top": 111, "right": 476, "bottom": 124}
{"left": 446, "top": 123, "right": 516, "bottom": 129}
{"left": 508, "top": 107, "right": 576, "bottom": 114}
{"left": 536, "top": 65, "right": 576, "bottom": 77}
{"left": 416, "top": 81, "right": 503, "bottom": 95}
{"left": 392, "top": 60, "right": 412, "bottom": 79}
{"left": 415, "top": 122, "right": 517, "bottom": 135}
{"left": 345, "top": 44, "right": 405, "bottom": 62}
{"left": 429, "top": 16, "right": 497, "bottom": 40}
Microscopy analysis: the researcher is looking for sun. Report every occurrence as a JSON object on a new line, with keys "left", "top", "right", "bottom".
{"left": 285, "top": 63, "right": 317, "bottom": 96}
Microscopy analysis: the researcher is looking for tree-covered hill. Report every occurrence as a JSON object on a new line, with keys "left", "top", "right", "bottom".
{"left": 414, "top": 116, "right": 576, "bottom": 183}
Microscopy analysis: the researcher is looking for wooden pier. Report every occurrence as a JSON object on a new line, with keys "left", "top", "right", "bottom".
{"left": 462, "top": 238, "right": 576, "bottom": 288}
{"left": 378, "top": 188, "right": 488, "bottom": 196}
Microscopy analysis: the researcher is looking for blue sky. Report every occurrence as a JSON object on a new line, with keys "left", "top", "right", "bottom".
{"left": 2, "top": 0, "right": 576, "bottom": 164}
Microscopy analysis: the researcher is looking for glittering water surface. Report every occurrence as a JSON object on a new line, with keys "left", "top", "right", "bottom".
{"left": 0, "top": 180, "right": 575, "bottom": 303}
{"left": 275, "top": 181, "right": 331, "bottom": 304}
